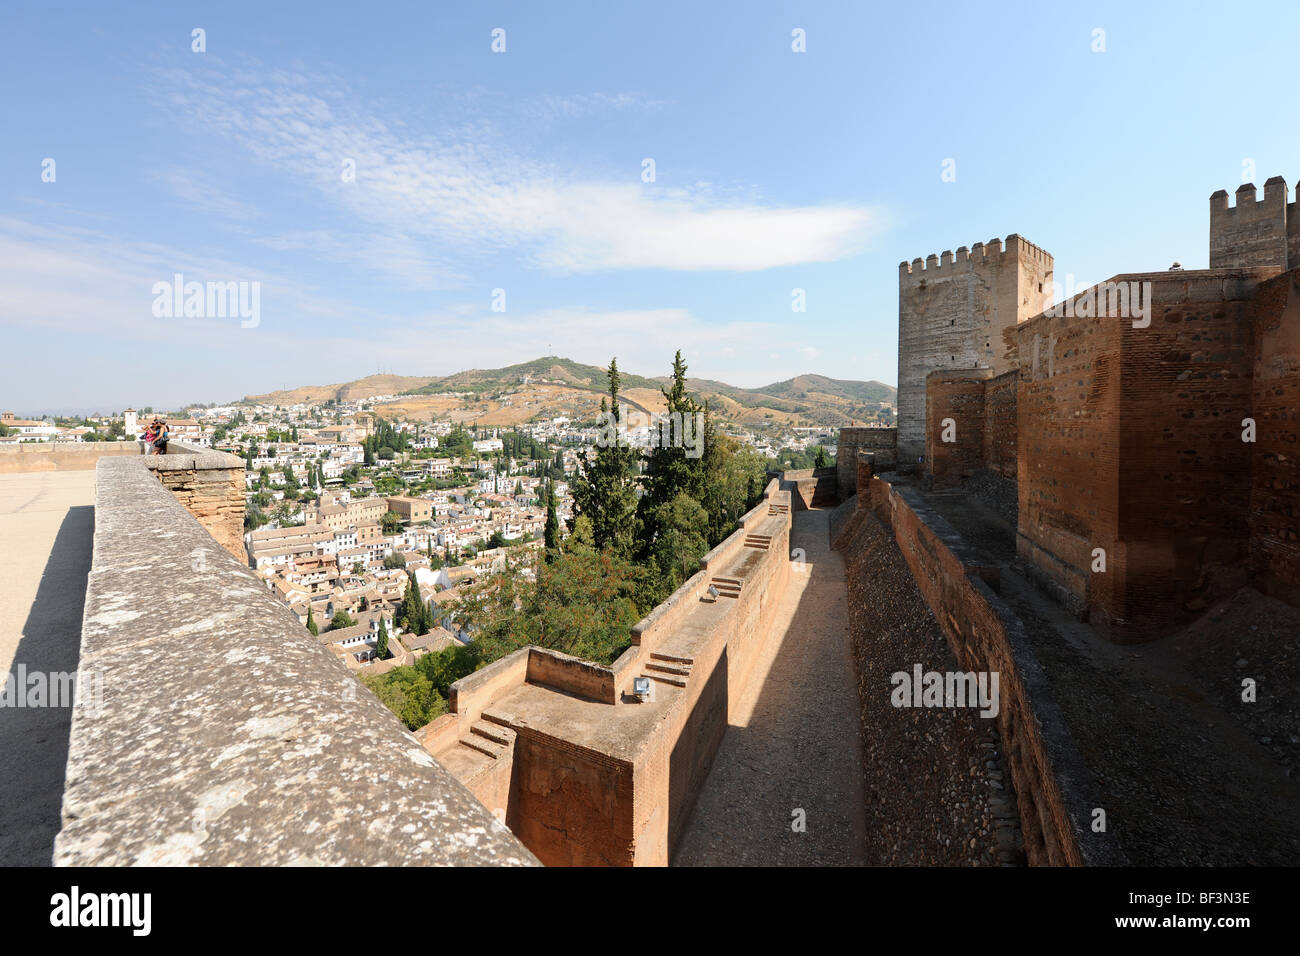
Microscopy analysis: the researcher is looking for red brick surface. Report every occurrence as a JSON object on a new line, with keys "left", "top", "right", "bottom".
{"left": 1013, "top": 268, "right": 1299, "bottom": 640}
{"left": 1250, "top": 270, "right": 1300, "bottom": 603}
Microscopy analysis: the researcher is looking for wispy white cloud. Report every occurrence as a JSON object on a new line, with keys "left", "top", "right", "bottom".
{"left": 154, "top": 168, "right": 262, "bottom": 222}
{"left": 0, "top": 216, "right": 818, "bottom": 401}
{"left": 148, "top": 61, "right": 882, "bottom": 283}
{"left": 525, "top": 91, "right": 667, "bottom": 123}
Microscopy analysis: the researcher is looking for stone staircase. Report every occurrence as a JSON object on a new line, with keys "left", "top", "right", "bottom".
{"left": 436, "top": 719, "right": 517, "bottom": 778}
{"left": 639, "top": 651, "right": 695, "bottom": 690}
{"left": 769, "top": 501, "right": 790, "bottom": 516}
{"left": 706, "top": 575, "right": 743, "bottom": 601}
{"left": 744, "top": 531, "right": 772, "bottom": 551}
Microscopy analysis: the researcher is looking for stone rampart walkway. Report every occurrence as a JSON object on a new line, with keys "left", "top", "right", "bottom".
{"left": 673, "top": 506, "right": 868, "bottom": 865}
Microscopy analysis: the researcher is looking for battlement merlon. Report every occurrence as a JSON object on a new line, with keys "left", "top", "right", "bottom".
{"left": 898, "top": 234, "right": 1053, "bottom": 279}
{"left": 1209, "top": 175, "right": 1295, "bottom": 271}
{"left": 1211, "top": 178, "right": 1294, "bottom": 216}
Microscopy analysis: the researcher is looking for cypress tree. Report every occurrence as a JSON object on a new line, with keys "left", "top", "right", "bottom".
{"left": 569, "top": 359, "right": 638, "bottom": 556}
{"left": 544, "top": 478, "right": 560, "bottom": 561}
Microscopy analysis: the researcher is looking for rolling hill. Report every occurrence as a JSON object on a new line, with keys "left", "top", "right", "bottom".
{"left": 244, "top": 357, "right": 895, "bottom": 429}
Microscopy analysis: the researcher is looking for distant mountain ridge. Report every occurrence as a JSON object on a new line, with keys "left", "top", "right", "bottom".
{"left": 243, "top": 357, "right": 895, "bottom": 427}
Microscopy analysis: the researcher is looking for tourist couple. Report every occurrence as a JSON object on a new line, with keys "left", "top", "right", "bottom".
{"left": 141, "top": 418, "right": 169, "bottom": 455}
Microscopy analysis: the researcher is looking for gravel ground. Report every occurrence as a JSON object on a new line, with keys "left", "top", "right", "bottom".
{"left": 917, "top": 486, "right": 1300, "bottom": 865}
{"left": 962, "top": 471, "right": 1018, "bottom": 529}
{"left": 1174, "top": 590, "right": 1300, "bottom": 781}
{"left": 831, "top": 499, "right": 1023, "bottom": 866}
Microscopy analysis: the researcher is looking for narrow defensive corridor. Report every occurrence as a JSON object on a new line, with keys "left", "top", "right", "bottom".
{"left": 672, "top": 506, "right": 868, "bottom": 865}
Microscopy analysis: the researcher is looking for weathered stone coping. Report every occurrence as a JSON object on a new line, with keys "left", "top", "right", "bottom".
{"left": 54, "top": 455, "right": 537, "bottom": 866}
{"left": 145, "top": 443, "right": 244, "bottom": 472}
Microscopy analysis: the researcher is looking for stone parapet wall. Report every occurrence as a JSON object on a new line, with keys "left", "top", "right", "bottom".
{"left": 56, "top": 456, "right": 537, "bottom": 866}
{"left": 783, "top": 466, "right": 838, "bottom": 509}
{"left": 145, "top": 444, "right": 246, "bottom": 560}
{"left": 0, "top": 441, "right": 142, "bottom": 474}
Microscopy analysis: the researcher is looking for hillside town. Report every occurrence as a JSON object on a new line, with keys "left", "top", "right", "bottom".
{"left": 2, "top": 391, "right": 860, "bottom": 678}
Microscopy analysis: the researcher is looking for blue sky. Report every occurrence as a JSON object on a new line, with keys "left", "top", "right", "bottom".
{"left": 2, "top": 0, "right": 1298, "bottom": 414}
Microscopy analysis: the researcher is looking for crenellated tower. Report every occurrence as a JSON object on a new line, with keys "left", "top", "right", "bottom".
{"left": 895, "top": 234, "right": 1053, "bottom": 463}
{"left": 1209, "top": 176, "right": 1298, "bottom": 271}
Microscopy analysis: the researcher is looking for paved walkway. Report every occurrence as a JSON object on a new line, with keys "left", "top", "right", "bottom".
{"left": 0, "top": 470, "right": 96, "bottom": 866}
{"left": 673, "top": 507, "right": 868, "bottom": 866}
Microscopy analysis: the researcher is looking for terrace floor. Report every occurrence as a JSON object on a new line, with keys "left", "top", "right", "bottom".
{"left": 0, "top": 470, "right": 95, "bottom": 866}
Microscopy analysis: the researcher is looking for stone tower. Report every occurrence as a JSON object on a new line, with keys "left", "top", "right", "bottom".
{"left": 1209, "top": 176, "right": 1299, "bottom": 271}
{"left": 896, "top": 235, "right": 1053, "bottom": 463}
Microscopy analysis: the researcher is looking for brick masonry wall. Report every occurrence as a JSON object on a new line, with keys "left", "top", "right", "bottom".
{"left": 837, "top": 427, "right": 896, "bottom": 498}
{"left": 509, "top": 732, "right": 636, "bottom": 866}
{"left": 982, "top": 370, "right": 1019, "bottom": 479}
{"left": 1012, "top": 268, "right": 1289, "bottom": 641}
{"left": 1250, "top": 269, "right": 1300, "bottom": 603}
{"left": 1014, "top": 296, "right": 1123, "bottom": 624}
{"left": 1113, "top": 272, "right": 1262, "bottom": 636}
{"left": 926, "top": 371, "right": 989, "bottom": 488}
{"left": 1290, "top": 198, "right": 1300, "bottom": 269}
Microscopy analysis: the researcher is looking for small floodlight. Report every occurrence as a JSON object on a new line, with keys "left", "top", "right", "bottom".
{"left": 633, "top": 677, "right": 651, "bottom": 700}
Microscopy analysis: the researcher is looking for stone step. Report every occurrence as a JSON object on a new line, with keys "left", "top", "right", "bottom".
{"left": 471, "top": 720, "right": 516, "bottom": 748}
{"left": 650, "top": 651, "right": 695, "bottom": 665}
{"left": 460, "top": 734, "right": 507, "bottom": 760}
{"left": 646, "top": 660, "right": 691, "bottom": 677}
{"left": 437, "top": 741, "right": 496, "bottom": 778}
{"left": 642, "top": 671, "right": 687, "bottom": 688}
{"left": 710, "top": 576, "right": 743, "bottom": 599}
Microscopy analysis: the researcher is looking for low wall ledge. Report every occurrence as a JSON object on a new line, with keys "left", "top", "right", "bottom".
{"left": 55, "top": 456, "right": 538, "bottom": 867}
